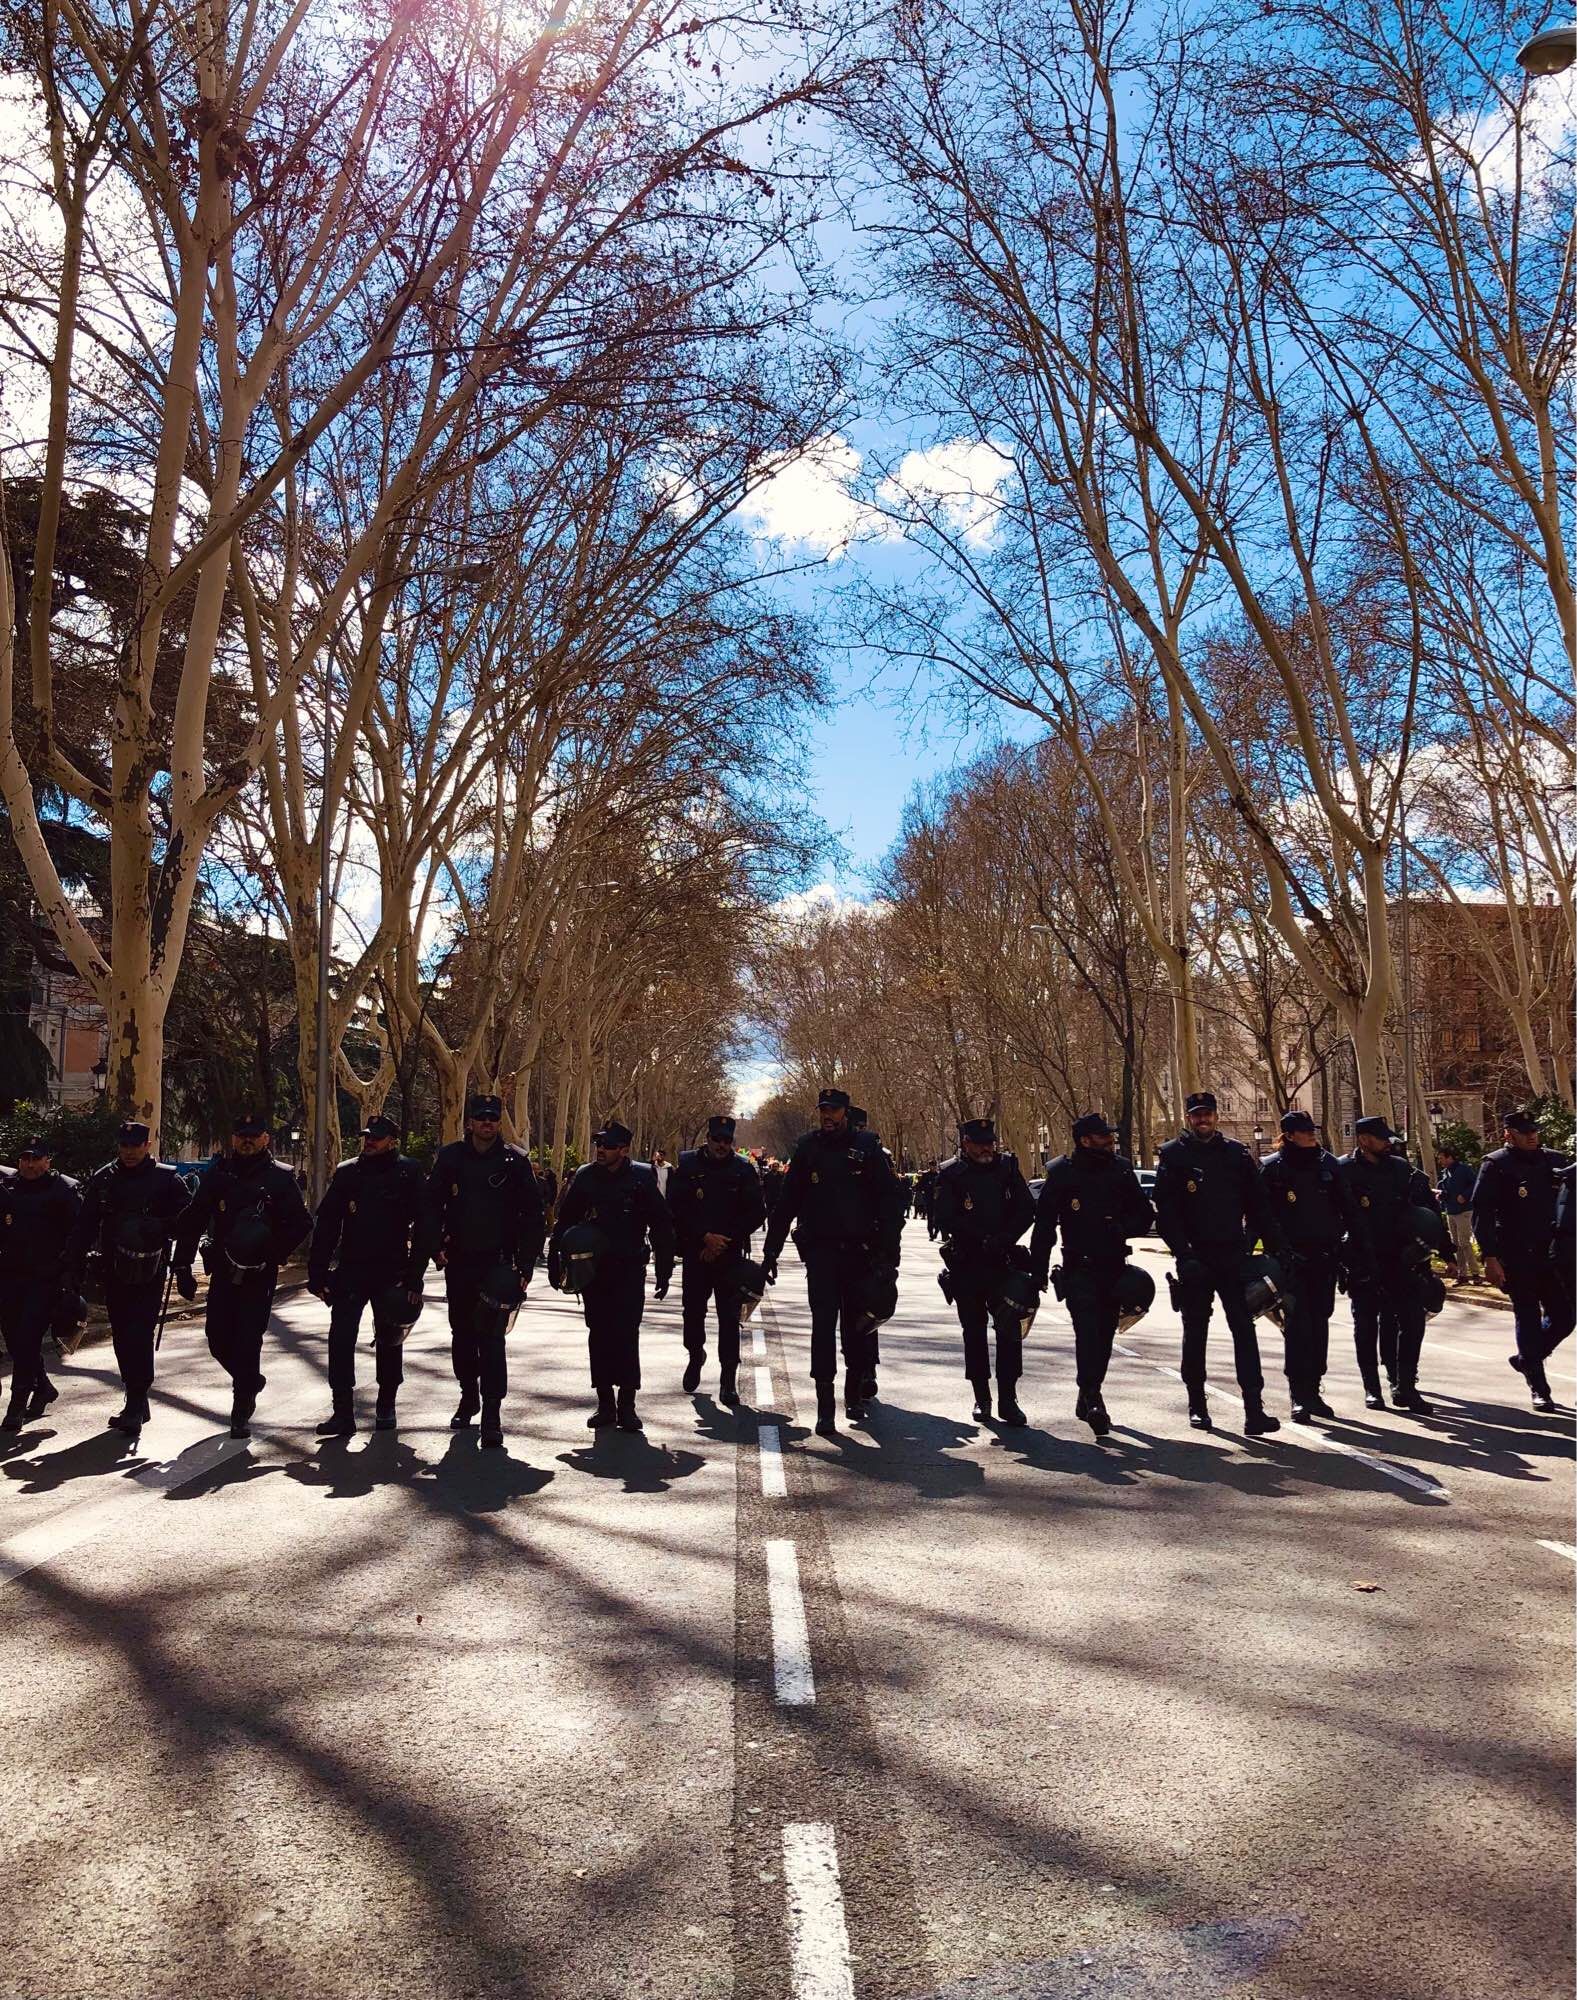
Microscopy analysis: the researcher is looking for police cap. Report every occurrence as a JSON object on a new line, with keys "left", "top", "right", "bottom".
{"left": 707, "top": 1114, "right": 737, "bottom": 1140}
{"left": 848, "top": 1106, "right": 869, "bottom": 1130}
{"left": 817, "top": 1087, "right": 850, "bottom": 1111}
{"left": 17, "top": 1135, "right": 51, "bottom": 1158}
{"left": 1072, "top": 1112, "right": 1112, "bottom": 1140}
{"left": 1184, "top": 1091, "right": 1217, "bottom": 1113}
{"left": 960, "top": 1117, "right": 996, "bottom": 1143}
{"left": 593, "top": 1119, "right": 633, "bottom": 1148}
{"left": 1503, "top": 1108, "right": 1540, "bottom": 1134}
{"left": 118, "top": 1120, "right": 151, "bottom": 1146}
{"left": 232, "top": 1111, "right": 270, "bottom": 1137}
{"left": 466, "top": 1094, "right": 503, "bottom": 1121}
{"left": 1354, "top": 1114, "right": 1394, "bottom": 1140}
{"left": 362, "top": 1114, "right": 400, "bottom": 1141}
{"left": 1280, "top": 1110, "right": 1316, "bottom": 1135}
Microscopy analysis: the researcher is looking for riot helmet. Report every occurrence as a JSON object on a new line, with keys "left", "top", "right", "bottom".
{"left": 108, "top": 1209, "right": 167, "bottom": 1283}
{"left": 558, "top": 1224, "right": 611, "bottom": 1295}
{"left": 989, "top": 1265, "right": 1041, "bottom": 1337}
{"left": 736, "top": 1258, "right": 769, "bottom": 1321}
{"left": 1115, "top": 1262, "right": 1156, "bottom": 1332}
{"left": 222, "top": 1209, "right": 275, "bottom": 1276}
{"left": 472, "top": 1259, "right": 523, "bottom": 1339}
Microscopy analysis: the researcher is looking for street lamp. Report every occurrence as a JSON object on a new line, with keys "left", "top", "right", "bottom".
{"left": 90, "top": 1055, "right": 108, "bottom": 1095}
{"left": 1517, "top": 21, "right": 1575, "bottom": 72}
{"left": 1253, "top": 1124, "right": 1265, "bottom": 1152}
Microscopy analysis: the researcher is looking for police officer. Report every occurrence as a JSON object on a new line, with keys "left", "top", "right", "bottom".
{"left": 666, "top": 1114, "right": 767, "bottom": 1404}
{"left": 72, "top": 1120, "right": 191, "bottom": 1436}
{"left": 550, "top": 1119, "right": 675, "bottom": 1431}
{"left": 1258, "top": 1110, "right": 1362, "bottom": 1422}
{"left": 760, "top": 1086, "right": 903, "bottom": 1435}
{"left": 1473, "top": 1109, "right": 1573, "bottom": 1412}
{"left": 1154, "top": 1089, "right": 1286, "bottom": 1434}
{"left": 1547, "top": 1163, "right": 1575, "bottom": 1387}
{"left": 0, "top": 1137, "right": 83, "bottom": 1430}
{"left": 1030, "top": 1112, "right": 1155, "bottom": 1435}
{"left": 170, "top": 1113, "right": 311, "bottom": 1438}
{"left": 423, "top": 1093, "right": 546, "bottom": 1442}
{"left": 932, "top": 1116, "right": 1037, "bottom": 1423}
{"left": 1339, "top": 1115, "right": 1440, "bottom": 1414}
{"left": 308, "top": 1113, "right": 429, "bottom": 1437}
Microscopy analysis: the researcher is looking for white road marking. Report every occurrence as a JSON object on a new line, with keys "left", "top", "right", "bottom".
{"left": 758, "top": 1422, "right": 787, "bottom": 1499}
{"left": 1111, "top": 1344, "right": 1450, "bottom": 1499}
{"left": 782, "top": 1822, "right": 855, "bottom": 2000}
{"left": 766, "top": 1538, "right": 814, "bottom": 1705}
{"left": 751, "top": 1325, "right": 768, "bottom": 1360}
{"left": 1536, "top": 1540, "right": 1577, "bottom": 1563}
{"left": 755, "top": 1365, "right": 775, "bottom": 1406}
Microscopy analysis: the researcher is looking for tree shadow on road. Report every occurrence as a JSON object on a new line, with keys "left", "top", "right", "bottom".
{"left": 163, "top": 1446, "right": 282, "bottom": 1500}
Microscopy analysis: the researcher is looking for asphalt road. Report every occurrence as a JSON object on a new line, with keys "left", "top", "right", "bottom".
{"left": 0, "top": 1218, "right": 1569, "bottom": 1999}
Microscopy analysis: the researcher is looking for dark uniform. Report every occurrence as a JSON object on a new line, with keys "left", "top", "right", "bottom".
{"left": 423, "top": 1103, "right": 546, "bottom": 1420}
{"left": 550, "top": 1124, "right": 675, "bottom": 1422}
{"left": 1547, "top": 1166, "right": 1576, "bottom": 1386}
{"left": 1154, "top": 1093, "right": 1285, "bottom": 1428}
{"left": 915, "top": 1167, "right": 939, "bottom": 1237}
{"left": 309, "top": 1118, "right": 428, "bottom": 1428}
{"left": 932, "top": 1124, "right": 1037, "bottom": 1419}
{"left": 1030, "top": 1118, "right": 1154, "bottom": 1423}
{"left": 666, "top": 1119, "right": 767, "bottom": 1399}
{"left": 1338, "top": 1118, "right": 1439, "bottom": 1411}
{"left": 1257, "top": 1114, "right": 1362, "bottom": 1417}
{"left": 1473, "top": 1122, "right": 1573, "bottom": 1408}
{"left": 761, "top": 1088, "right": 903, "bottom": 1427}
{"left": 0, "top": 1147, "right": 82, "bottom": 1426}
{"left": 172, "top": 1125, "right": 311, "bottom": 1434}
{"left": 72, "top": 1125, "right": 191, "bottom": 1431}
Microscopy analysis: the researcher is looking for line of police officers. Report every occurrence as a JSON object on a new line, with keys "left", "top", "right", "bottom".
{"left": 1, "top": 1085, "right": 1571, "bottom": 1446}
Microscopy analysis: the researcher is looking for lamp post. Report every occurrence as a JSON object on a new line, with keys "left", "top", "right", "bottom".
{"left": 90, "top": 1054, "right": 108, "bottom": 1096}
{"left": 1517, "top": 21, "right": 1575, "bottom": 71}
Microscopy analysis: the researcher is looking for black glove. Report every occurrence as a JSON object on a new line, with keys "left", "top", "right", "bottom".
{"left": 174, "top": 1265, "right": 198, "bottom": 1302}
{"left": 653, "top": 1265, "right": 673, "bottom": 1301}
{"left": 547, "top": 1247, "right": 563, "bottom": 1291}
{"left": 1176, "top": 1255, "right": 1208, "bottom": 1287}
{"left": 308, "top": 1274, "right": 333, "bottom": 1302}
{"left": 762, "top": 1256, "right": 778, "bottom": 1286}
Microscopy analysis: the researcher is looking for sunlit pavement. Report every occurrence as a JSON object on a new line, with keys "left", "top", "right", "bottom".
{"left": 0, "top": 1218, "right": 1569, "bottom": 1999}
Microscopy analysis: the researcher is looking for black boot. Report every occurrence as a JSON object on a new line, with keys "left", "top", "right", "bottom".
{"left": 450, "top": 1387, "right": 480, "bottom": 1430}
{"left": 682, "top": 1349, "right": 704, "bottom": 1393}
{"left": 997, "top": 1382, "right": 1026, "bottom": 1426}
{"left": 110, "top": 1395, "right": 148, "bottom": 1437}
{"left": 1306, "top": 1391, "right": 1336, "bottom": 1420}
{"left": 1243, "top": 1399, "right": 1280, "bottom": 1436}
{"left": 480, "top": 1401, "right": 504, "bottom": 1448}
{"left": 843, "top": 1371, "right": 867, "bottom": 1424}
{"left": 374, "top": 1393, "right": 398, "bottom": 1432}
{"left": 719, "top": 1364, "right": 740, "bottom": 1408}
{"left": 587, "top": 1389, "right": 617, "bottom": 1429}
{"left": 970, "top": 1377, "right": 993, "bottom": 1421}
{"left": 814, "top": 1383, "right": 838, "bottom": 1437}
{"left": 23, "top": 1380, "right": 58, "bottom": 1423}
{"left": 1, "top": 1391, "right": 26, "bottom": 1432}
{"left": 616, "top": 1387, "right": 643, "bottom": 1433}
{"left": 1361, "top": 1375, "right": 1387, "bottom": 1410}
{"left": 1187, "top": 1391, "right": 1212, "bottom": 1430}
{"left": 1077, "top": 1392, "right": 1111, "bottom": 1437}
{"left": 316, "top": 1402, "right": 356, "bottom": 1438}
{"left": 1392, "top": 1384, "right": 1433, "bottom": 1414}
{"left": 860, "top": 1371, "right": 878, "bottom": 1401}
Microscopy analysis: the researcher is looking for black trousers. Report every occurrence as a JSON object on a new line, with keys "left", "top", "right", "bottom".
{"left": 1351, "top": 1275, "right": 1426, "bottom": 1391}
{"left": 582, "top": 1262, "right": 645, "bottom": 1391}
{"left": 802, "top": 1245, "right": 872, "bottom": 1385}
{"left": 1176, "top": 1251, "right": 1264, "bottom": 1396}
{"left": 1504, "top": 1255, "right": 1572, "bottom": 1389}
{"left": 680, "top": 1255, "right": 743, "bottom": 1370}
{"left": 105, "top": 1277, "right": 165, "bottom": 1398}
{"left": 1, "top": 1278, "right": 56, "bottom": 1395}
{"left": 204, "top": 1266, "right": 277, "bottom": 1392}
{"left": 952, "top": 1270, "right": 1022, "bottom": 1386}
{"left": 1062, "top": 1260, "right": 1124, "bottom": 1393}
{"left": 1280, "top": 1252, "right": 1337, "bottom": 1397}
{"left": 327, "top": 1273, "right": 410, "bottom": 1398}
{"left": 444, "top": 1258, "right": 508, "bottom": 1404}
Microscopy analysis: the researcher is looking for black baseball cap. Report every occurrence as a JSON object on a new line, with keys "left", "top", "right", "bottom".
{"left": 17, "top": 1135, "right": 52, "bottom": 1159}
{"left": 362, "top": 1114, "right": 400, "bottom": 1141}
{"left": 1355, "top": 1114, "right": 1394, "bottom": 1140}
{"left": 232, "top": 1111, "right": 270, "bottom": 1137}
{"left": 1072, "top": 1112, "right": 1113, "bottom": 1140}
{"left": 1280, "top": 1110, "right": 1316, "bottom": 1135}
{"left": 594, "top": 1119, "right": 633, "bottom": 1147}
{"left": 1503, "top": 1109, "right": 1540, "bottom": 1134}
{"left": 466, "top": 1094, "right": 503, "bottom": 1121}
{"left": 1184, "top": 1091, "right": 1217, "bottom": 1113}
{"left": 817, "top": 1087, "right": 850, "bottom": 1111}
{"left": 960, "top": 1117, "right": 996, "bottom": 1143}
{"left": 707, "top": 1115, "right": 737, "bottom": 1139}
{"left": 118, "top": 1120, "right": 151, "bottom": 1146}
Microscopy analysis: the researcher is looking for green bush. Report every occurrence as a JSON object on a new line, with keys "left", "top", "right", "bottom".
{"left": 0, "top": 1099, "right": 122, "bottom": 1176}
{"left": 1528, "top": 1095, "right": 1575, "bottom": 1157}
{"left": 1432, "top": 1119, "right": 1483, "bottom": 1166}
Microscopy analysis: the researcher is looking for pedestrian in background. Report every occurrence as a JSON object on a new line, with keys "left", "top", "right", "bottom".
{"left": 1435, "top": 1142, "right": 1480, "bottom": 1282}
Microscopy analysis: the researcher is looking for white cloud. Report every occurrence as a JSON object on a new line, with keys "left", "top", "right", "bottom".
{"left": 771, "top": 881, "right": 869, "bottom": 921}
{"left": 735, "top": 432, "right": 1013, "bottom": 561}
{"left": 728, "top": 1056, "right": 782, "bottom": 1115}
{"left": 1421, "top": 68, "right": 1575, "bottom": 199}
{"left": 736, "top": 434, "right": 875, "bottom": 558}
{"left": 878, "top": 438, "right": 1012, "bottom": 546}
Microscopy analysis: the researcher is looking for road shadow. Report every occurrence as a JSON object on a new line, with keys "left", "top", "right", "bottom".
{"left": 420, "top": 1432, "right": 554, "bottom": 1512}
{"left": 555, "top": 1433, "right": 707, "bottom": 1494}
{"left": 985, "top": 1420, "right": 1143, "bottom": 1487}
{"left": 1, "top": 1425, "right": 146, "bottom": 1492}
{"left": 820, "top": 1401, "right": 986, "bottom": 1500}
{"left": 163, "top": 1445, "right": 281, "bottom": 1500}
{"left": 283, "top": 1432, "right": 424, "bottom": 1500}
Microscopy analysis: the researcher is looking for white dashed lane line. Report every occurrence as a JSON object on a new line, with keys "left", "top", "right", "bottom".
{"left": 1111, "top": 1342, "right": 1450, "bottom": 1500}
{"left": 1535, "top": 1539, "right": 1577, "bottom": 1563}
{"left": 758, "top": 1421, "right": 787, "bottom": 1499}
{"left": 754, "top": 1364, "right": 775, "bottom": 1406}
{"left": 766, "top": 1537, "right": 815, "bottom": 1706}
{"left": 782, "top": 1821, "right": 856, "bottom": 2000}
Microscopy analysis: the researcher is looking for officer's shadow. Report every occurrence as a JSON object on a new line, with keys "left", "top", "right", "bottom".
{"left": 420, "top": 1431, "right": 555, "bottom": 1514}
{"left": 987, "top": 1420, "right": 1144, "bottom": 1488}
{"left": 818, "top": 1402, "right": 986, "bottom": 1501}
{"left": 285, "top": 1430, "right": 423, "bottom": 1501}
{"left": 557, "top": 1432, "right": 706, "bottom": 1494}
{"left": 1, "top": 1425, "right": 147, "bottom": 1493}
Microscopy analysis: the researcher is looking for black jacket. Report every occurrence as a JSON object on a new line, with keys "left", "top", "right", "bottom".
{"left": 173, "top": 1151, "right": 311, "bottom": 1275}
{"left": 551, "top": 1159, "right": 675, "bottom": 1281}
{"left": 423, "top": 1139, "right": 545, "bottom": 1274}
{"left": 1337, "top": 1149, "right": 1437, "bottom": 1260}
{"left": 1258, "top": 1145, "right": 1359, "bottom": 1257}
{"left": 762, "top": 1126, "right": 903, "bottom": 1265}
{"left": 0, "top": 1170, "right": 83, "bottom": 1284}
{"left": 931, "top": 1151, "right": 1037, "bottom": 1266}
{"left": 309, "top": 1150, "right": 428, "bottom": 1288}
{"left": 1471, "top": 1144, "right": 1571, "bottom": 1264}
{"left": 1155, "top": 1130, "right": 1280, "bottom": 1262}
{"left": 666, "top": 1147, "right": 768, "bottom": 1260}
{"left": 73, "top": 1157, "right": 191, "bottom": 1280}
{"left": 1030, "top": 1149, "right": 1153, "bottom": 1280}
